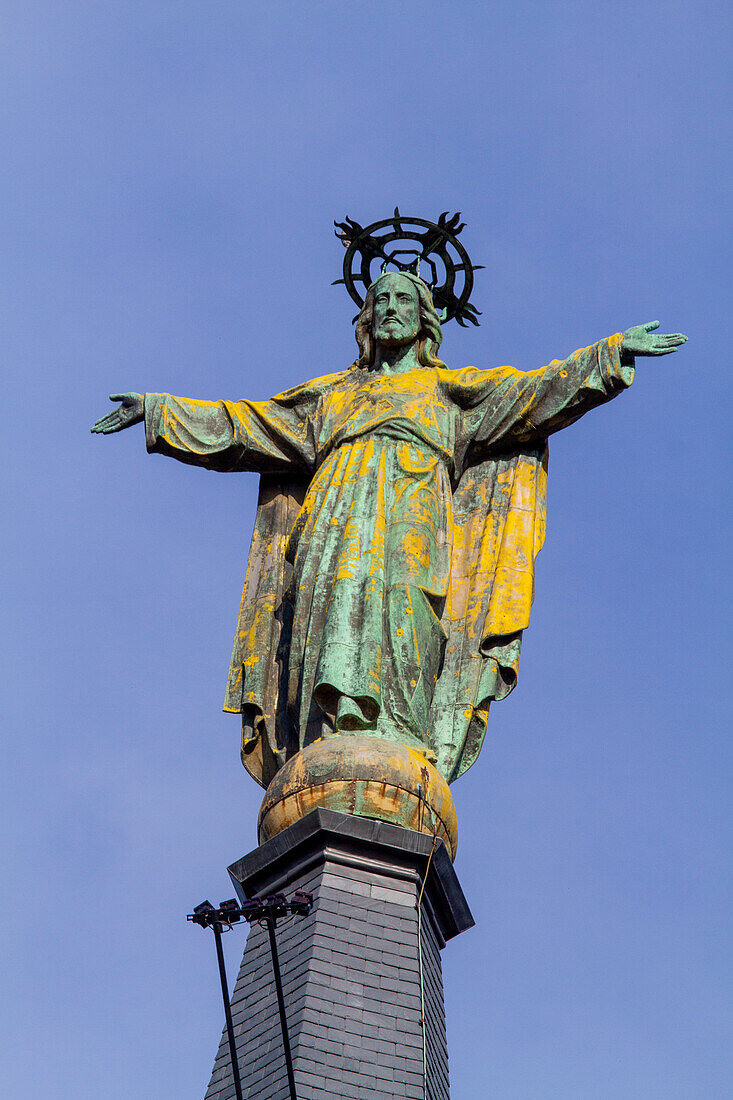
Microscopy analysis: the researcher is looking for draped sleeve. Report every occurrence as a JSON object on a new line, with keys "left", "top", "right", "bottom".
{"left": 448, "top": 333, "right": 634, "bottom": 460}
{"left": 430, "top": 334, "right": 634, "bottom": 783}
{"left": 144, "top": 382, "right": 324, "bottom": 474}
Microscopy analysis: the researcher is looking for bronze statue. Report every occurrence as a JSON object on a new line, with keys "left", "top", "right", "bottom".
{"left": 92, "top": 214, "right": 686, "bottom": 854}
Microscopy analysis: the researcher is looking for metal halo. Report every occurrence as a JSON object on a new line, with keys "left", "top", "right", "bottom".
{"left": 333, "top": 208, "right": 482, "bottom": 327}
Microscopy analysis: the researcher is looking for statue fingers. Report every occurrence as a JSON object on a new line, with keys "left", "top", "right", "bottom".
{"left": 643, "top": 319, "right": 661, "bottom": 332}
{"left": 663, "top": 333, "right": 687, "bottom": 344}
{"left": 93, "top": 395, "right": 135, "bottom": 431}
{"left": 101, "top": 417, "right": 127, "bottom": 432}
{"left": 657, "top": 334, "right": 687, "bottom": 348}
{"left": 92, "top": 410, "right": 122, "bottom": 432}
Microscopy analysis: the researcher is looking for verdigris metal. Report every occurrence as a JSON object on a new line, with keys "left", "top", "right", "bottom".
{"left": 92, "top": 234, "right": 686, "bottom": 793}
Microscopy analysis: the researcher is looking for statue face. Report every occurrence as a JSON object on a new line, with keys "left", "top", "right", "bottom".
{"left": 372, "top": 274, "right": 420, "bottom": 347}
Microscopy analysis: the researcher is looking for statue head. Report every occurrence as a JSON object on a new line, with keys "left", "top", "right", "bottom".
{"left": 354, "top": 271, "right": 444, "bottom": 369}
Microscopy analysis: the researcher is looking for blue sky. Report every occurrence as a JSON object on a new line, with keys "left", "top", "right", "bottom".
{"left": 2, "top": 2, "right": 731, "bottom": 1096}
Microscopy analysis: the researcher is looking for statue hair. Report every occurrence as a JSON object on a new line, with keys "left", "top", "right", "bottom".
{"left": 354, "top": 272, "right": 445, "bottom": 369}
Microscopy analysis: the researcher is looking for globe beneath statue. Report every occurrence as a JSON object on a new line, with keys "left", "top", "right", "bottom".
{"left": 257, "top": 736, "right": 459, "bottom": 860}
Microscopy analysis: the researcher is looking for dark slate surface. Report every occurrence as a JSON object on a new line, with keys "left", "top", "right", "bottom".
{"left": 204, "top": 811, "right": 471, "bottom": 1099}
{"left": 229, "top": 809, "right": 474, "bottom": 943}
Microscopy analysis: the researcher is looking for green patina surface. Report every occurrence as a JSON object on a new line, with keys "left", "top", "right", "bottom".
{"left": 92, "top": 279, "right": 686, "bottom": 790}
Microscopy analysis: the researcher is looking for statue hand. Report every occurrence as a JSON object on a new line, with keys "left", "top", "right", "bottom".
{"left": 621, "top": 320, "right": 687, "bottom": 358}
{"left": 91, "top": 392, "right": 145, "bottom": 434}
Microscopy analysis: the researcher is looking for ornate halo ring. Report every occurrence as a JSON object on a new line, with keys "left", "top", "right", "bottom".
{"left": 333, "top": 208, "right": 483, "bottom": 327}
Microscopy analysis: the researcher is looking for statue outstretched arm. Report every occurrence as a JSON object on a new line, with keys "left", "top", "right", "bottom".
{"left": 466, "top": 322, "right": 686, "bottom": 453}
{"left": 92, "top": 390, "right": 319, "bottom": 474}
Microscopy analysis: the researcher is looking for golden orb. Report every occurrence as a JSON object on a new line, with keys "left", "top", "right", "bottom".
{"left": 258, "top": 735, "right": 458, "bottom": 860}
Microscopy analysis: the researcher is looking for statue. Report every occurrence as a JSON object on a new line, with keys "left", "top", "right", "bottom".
{"left": 92, "top": 213, "right": 686, "bottom": 855}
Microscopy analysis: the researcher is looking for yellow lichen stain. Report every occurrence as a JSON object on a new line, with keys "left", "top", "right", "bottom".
{"left": 334, "top": 509, "right": 361, "bottom": 581}
{"left": 213, "top": 334, "right": 631, "bottom": 783}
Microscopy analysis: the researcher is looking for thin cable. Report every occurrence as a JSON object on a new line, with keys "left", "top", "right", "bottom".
{"left": 416, "top": 811, "right": 439, "bottom": 1100}
{"left": 266, "top": 917, "right": 298, "bottom": 1100}
{"left": 417, "top": 902, "right": 427, "bottom": 1100}
{"left": 212, "top": 921, "right": 244, "bottom": 1100}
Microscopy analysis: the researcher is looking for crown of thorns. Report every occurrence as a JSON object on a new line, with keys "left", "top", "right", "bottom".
{"left": 333, "top": 208, "right": 482, "bottom": 327}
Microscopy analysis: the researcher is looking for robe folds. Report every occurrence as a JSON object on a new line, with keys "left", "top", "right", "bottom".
{"left": 145, "top": 333, "right": 632, "bottom": 787}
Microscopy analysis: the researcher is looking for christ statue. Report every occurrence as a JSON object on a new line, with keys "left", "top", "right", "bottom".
{"left": 92, "top": 264, "right": 686, "bottom": 791}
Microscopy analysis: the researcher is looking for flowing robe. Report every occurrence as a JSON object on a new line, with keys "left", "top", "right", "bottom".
{"left": 145, "top": 333, "right": 633, "bottom": 787}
